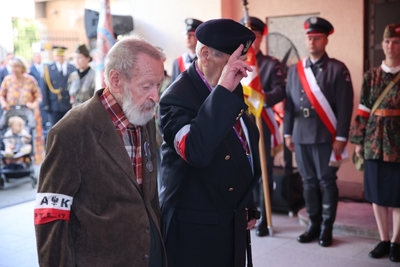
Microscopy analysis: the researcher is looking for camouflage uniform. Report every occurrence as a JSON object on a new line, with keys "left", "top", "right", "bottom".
{"left": 349, "top": 66, "right": 400, "bottom": 162}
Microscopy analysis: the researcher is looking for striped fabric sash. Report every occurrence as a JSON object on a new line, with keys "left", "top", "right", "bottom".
{"left": 296, "top": 59, "right": 348, "bottom": 163}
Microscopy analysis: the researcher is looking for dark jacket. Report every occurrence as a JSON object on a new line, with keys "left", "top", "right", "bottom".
{"left": 158, "top": 62, "right": 261, "bottom": 267}
{"left": 43, "top": 62, "right": 76, "bottom": 113}
{"left": 0, "top": 66, "right": 10, "bottom": 85}
{"left": 35, "top": 90, "right": 166, "bottom": 267}
{"left": 284, "top": 53, "right": 354, "bottom": 144}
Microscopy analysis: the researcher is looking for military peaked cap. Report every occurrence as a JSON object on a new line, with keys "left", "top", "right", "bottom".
{"left": 185, "top": 18, "right": 203, "bottom": 33}
{"left": 52, "top": 46, "right": 67, "bottom": 56}
{"left": 304, "top": 17, "right": 334, "bottom": 36}
{"left": 239, "top": 16, "right": 268, "bottom": 36}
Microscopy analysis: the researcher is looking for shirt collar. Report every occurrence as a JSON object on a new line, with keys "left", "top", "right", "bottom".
{"left": 306, "top": 53, "right": 328, "bottom": 68}
{"left": 100, "top": 87, "right": 135, "bottom": 131}
{"left": 381, "top": 61, "right": 400, "bottom": 74}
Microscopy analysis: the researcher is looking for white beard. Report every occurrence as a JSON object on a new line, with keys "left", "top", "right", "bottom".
{"left": 122, "top": 84, "right": 156, "bottom": 126}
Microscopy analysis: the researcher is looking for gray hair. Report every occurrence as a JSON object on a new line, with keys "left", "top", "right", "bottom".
{"left": 195, "top": 41, "right": 224, "bottom": 59}
{"left": 103, "top": 35, "right": 163, "bottom": 87}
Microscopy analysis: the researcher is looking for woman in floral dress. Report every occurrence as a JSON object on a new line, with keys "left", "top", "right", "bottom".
{"left": 0, "top": 57, "right": 45, "bottom": 164}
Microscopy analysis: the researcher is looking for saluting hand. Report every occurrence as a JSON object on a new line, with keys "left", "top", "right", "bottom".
{"left": 218, "top": 44, "right": 253, "bottom": 92}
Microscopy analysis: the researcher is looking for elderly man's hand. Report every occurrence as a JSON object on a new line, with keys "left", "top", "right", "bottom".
{"left": 218, "top": 44, "right": 253, "bottom": 92}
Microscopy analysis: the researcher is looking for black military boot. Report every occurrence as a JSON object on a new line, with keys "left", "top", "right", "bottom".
{"left": 256, "top": 180, "right": 273, "bottom": 237}
{"left": 319, "top": 188, "right": 338, "bottom": 247}
{"left": 297, "top": 189, "right": 322, "bottom": 243}
{"left": 256, "top": 198, "right": 269, "bottom": 236}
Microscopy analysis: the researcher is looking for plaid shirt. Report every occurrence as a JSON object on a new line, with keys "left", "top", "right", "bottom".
{"left": 100, "top": 88, "right": 143, "bottom": 186}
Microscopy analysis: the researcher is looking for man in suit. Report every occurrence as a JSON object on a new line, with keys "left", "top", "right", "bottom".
{"left": 0, "top": 52, "right": 14, "bottom": 84}
{"left": 35, "top": 36, "right": 167, "bottom": 266}
{"left": 240, "top": 16, "right": 286, "bottom": 237}
{"left": 42, "top": 46, "right": 76, "bottom": 126}
{"left": 170, "top": 18, "right": 203, "bottom": 82}
{"left": 284, "top": 17, "right": 354, "bottom": 247}
{"left": 158, "top": 19, "right": 260, "bottom": 267}
{"left": 29, "top": 52, "right": 49, "bottom": 129}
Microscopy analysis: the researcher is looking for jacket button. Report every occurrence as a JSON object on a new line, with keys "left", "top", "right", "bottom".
{"left": 300, "top": 97, "right": 303, "bottom": 101}
{"left": 142, "top": 254, "right": 149, "bottom": 261}
{"left": 144, "top": 227, "right": 150, "bottom": 233}
{"left": 228, "top": 188, "right": 234, "bottom": 191}
{"left": 225, "top": 155, "right": 230, "bottom": 160}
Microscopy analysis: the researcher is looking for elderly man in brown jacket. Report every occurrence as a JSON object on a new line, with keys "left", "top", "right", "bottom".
{"left": 34, "top": 36, "right": 167, "bottom": 267}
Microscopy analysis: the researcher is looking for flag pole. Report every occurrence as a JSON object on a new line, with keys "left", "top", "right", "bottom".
{"left": 241, "top": 0, "right": 273, "bottom": 236}
{"left": 256, "top": 116, "right": 273, "bottom": 236}
{"left": 96, "top": 0, "right": 115, "bottom": 90}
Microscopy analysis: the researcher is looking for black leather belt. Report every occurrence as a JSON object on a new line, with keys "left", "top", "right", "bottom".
{"left": 295, "top": 108, "right": 317, "bottom": 118}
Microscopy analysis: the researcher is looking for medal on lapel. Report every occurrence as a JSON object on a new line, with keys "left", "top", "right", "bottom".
{"left": 144, "top": 141, "right": 153, "bottom": 172}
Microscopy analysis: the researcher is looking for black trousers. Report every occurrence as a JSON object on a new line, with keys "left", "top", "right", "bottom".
{"left": 148, "top": 214, "right": 163, "bottom": 267}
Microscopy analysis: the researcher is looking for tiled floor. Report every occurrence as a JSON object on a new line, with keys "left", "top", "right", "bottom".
{"left": 0, "top": 201, "right": 399, "bottom": 266}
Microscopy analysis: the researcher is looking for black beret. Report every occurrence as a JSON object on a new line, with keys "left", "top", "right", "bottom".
{"left": 195, "top": 18, "right": 256, "bottom": 56}
{"left": 185, "top": 18, "right": 203, "bottom": 33}
{"left": 75, "top": 44, "right": 91, "bottom": 58}
{"left": 239, "top": 16, "right": 268, "bottom": 36}
{"left": 304, "top": 17, "right": 334, "bottom": 36}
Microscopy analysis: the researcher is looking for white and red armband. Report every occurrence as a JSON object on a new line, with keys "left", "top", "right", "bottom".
{"left": 356, "top": 104, "right": 371, "bottom": 118}
{"left": 34, "top": 193, "right": 73, "bottom": 225}
{"left": 174, "top": 124, "right": 190, "bottom": 162}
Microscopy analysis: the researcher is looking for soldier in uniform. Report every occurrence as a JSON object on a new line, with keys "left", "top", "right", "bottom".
{"left": 43, "top": 46, "right": 76, "bottom": 126}
{"left": 284, "top": 17, "right": 354, "bottom": 247}
{"left": 69, "top": 44, "right": 96, "bottom": 107}
{"left": 170, "top": 18, "right": 203, "bottom": 82}
{"left": 159, "top": 19, "right": 260, "bottom": 267}
{"left": 350, "top": 23, "right": 400, "bottom": 263}
{"left": 240, "top": 16, "right": 286, "bottom": 237}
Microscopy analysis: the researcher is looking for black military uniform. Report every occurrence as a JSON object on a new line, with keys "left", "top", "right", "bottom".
{"left": 159, "top": 19, "right": 260, "bottom": 267}
{"left": 240, "top": 16, "right": 286, "bottom": 237}
{"left": 170, "top": 18, "right": 203, "bottom": 82}
{"left": 284, "top": 17, "right": 354, "bottom": 247}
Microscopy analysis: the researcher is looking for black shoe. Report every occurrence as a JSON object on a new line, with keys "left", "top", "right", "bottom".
{"left": 318, "top": 229, "right": 333, "bottom": 247}
{"left": 256, "top": 224, "right": 269, "bottom": 237}
{"left": 390, "top": 243, "right": 400, "bottom": 262}
{"left": 368, "top": 241, "right": 390, "bottom": 258}
{"left": 297, "top": 226, "right": 320, "bottom": 243}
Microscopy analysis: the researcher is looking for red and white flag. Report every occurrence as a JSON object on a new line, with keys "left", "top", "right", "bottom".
{"left": 242, "top": 46, "right": 282, "bottom": 155}
{"left": 96, "top": 0, "right": 115, "bottom": 89}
